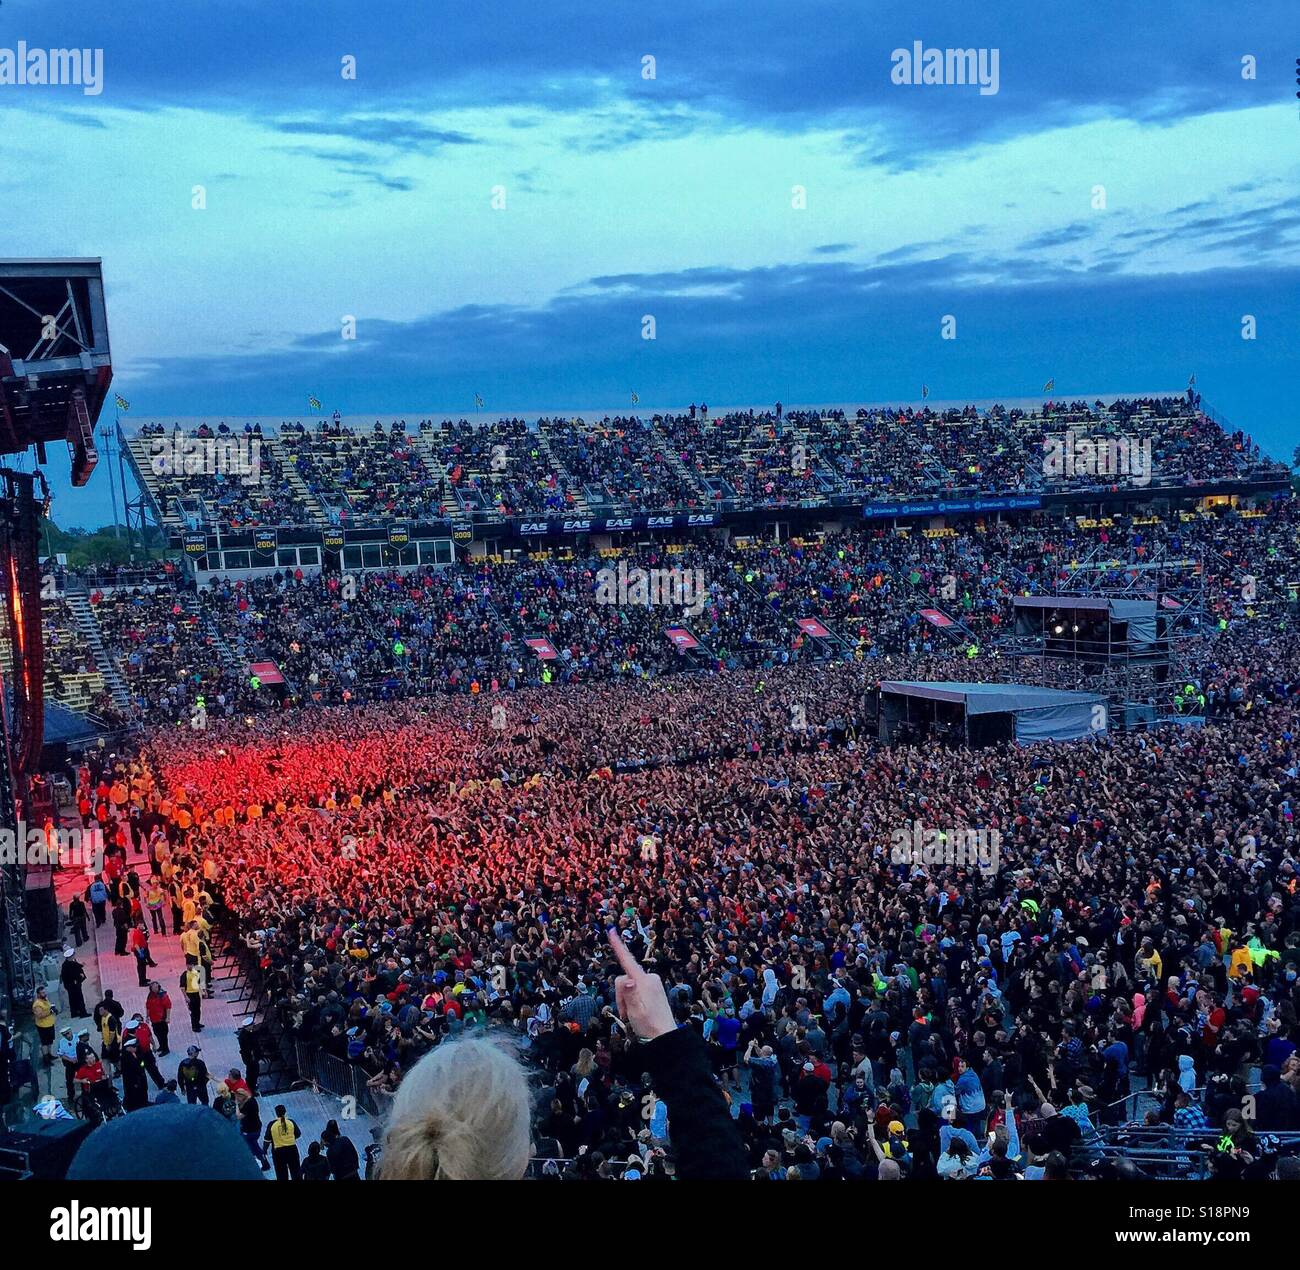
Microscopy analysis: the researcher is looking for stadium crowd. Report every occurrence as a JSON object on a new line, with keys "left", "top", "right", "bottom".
{"left": 15, "top": 407, "right": 1299, "bottom": 1180}
{"left": 37, "top": 569, "right": 1300, "bottom": 1180}
{"left": 122, "top": 396, "right": 1286, "bottom": 531}
{"left": 76, "top": 494, "right": 1299, "bottom": 729}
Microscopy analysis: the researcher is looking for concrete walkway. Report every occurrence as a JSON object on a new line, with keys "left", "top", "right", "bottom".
{"left": 47, "top": 848, "right": 376, "bottom": 1177}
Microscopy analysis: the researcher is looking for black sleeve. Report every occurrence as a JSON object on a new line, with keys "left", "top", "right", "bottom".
{"left": 639, "top": 1025, "right": 747, "bottom": 1180}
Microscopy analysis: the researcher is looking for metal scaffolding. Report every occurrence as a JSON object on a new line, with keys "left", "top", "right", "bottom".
{"left": 994, "top": 539, "right": 1207, "bottom": 729}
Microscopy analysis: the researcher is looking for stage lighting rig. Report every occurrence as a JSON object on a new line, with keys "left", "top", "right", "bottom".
{"left": 0, "top": 259, "right": 113, "bottom": 485}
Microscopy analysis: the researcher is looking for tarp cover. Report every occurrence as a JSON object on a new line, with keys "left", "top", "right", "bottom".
{"left": 879, "top": 680, "right": 1107, "bottom": 743}
{"left": 43, "top": 701, "right": 105, "bottom": 746}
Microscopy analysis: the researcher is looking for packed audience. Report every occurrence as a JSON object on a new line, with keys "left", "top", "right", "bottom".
{"left": 17, "top": 399, "right": 1298, "bottom": 1181}
{"left": 45, "top": 597, "right": 1300, "bottom": 1179}
{"left": 73, "top": 494, "right": 1300, "bottom": 729}
{"left": 122, "top": 396, "right": 1287, "bottom": 533}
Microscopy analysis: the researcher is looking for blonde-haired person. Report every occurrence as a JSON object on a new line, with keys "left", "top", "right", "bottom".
{"left": 378, "top": 1034, "right": 533, "bottom": 1180}
{"left": 379, "top": 929, "right": 747, "bottom": 1180}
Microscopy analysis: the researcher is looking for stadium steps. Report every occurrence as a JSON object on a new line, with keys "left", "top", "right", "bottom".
{"left": 534, "top": 428, "right": 589, "bottom": 514}
{"left": 991, "top": 414, "right": 1045, "bottom": 490}
{"left": 269, "top": 435, "right": 329, "bottom": 525}
{"left": 179, "top": 592, "right": 246, "bottom": 676}
{"left": 648, "top": 419, "right": 712, "bottom": 504}
{"left": 61, "top": 588, "right": 132, "bottom": 712}
{"left": 410, "top": 431, "right": 470, "bottom": 524}
{"left": 121, "top": 432, "right": 184, "bottom": 527}
{"left": 889, "top": 564, "right": 978, "bottom": 645}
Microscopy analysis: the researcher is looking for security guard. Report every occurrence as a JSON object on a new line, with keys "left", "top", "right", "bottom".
{"left": 181, "top": 962, "right": 204, "bottom": 1031}
{"left": 264, "top": 1105, "right": 303, "bottom": 1181}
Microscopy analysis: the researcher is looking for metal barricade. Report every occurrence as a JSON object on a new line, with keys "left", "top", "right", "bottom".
{"left": 292, "top": 1039, "right": 381, "bottom": 1117}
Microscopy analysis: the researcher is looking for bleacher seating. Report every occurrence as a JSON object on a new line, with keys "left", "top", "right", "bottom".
{"left": 0, "top": 594, "right": 108, "bottom": 715}
{"left": 120, "top": 397, "right": 1288, "bottom": 534}
{"left": 279, "top": 420, "right": 445, "bottom": 524}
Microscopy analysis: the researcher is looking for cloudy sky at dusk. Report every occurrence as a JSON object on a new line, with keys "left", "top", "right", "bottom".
{"left": 2, "top": 1, "right": 1297, "bottom": 524}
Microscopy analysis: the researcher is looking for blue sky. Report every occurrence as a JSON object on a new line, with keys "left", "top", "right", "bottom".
{"left": 2, "top": 1, "right": 1298, "bottom": 526}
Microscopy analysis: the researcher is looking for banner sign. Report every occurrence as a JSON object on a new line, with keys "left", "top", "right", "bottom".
{"left": 388, "top": 523, "right": 410, "bottom": 547}
{"left": 515, "top": 512, "right": 721, "bottom": 537}
{"left": 919, "top": 608, "right": 955, "bottom": 627}
{"left": 665, "top": 627, "right": 700, "bottom": 650}
{"left": 322, "top": 528, "right": 344, "bottom": 550}
{"left": 182, "top": 533, "right": 208, "bottom": 557}
{"left": 248, "top": 660, "right": 285, "bottom": 685}
{"left": 863, "top": 495, "right": 1041, "bottom": 519}
{"left": 524, "top": 637, "right": 558, "bottom": 660}
{"left": 796, "top": 617, "right": 831, "bottom": 638}
{"left": 253, "top": 529, "right": 278, "bottom": 553}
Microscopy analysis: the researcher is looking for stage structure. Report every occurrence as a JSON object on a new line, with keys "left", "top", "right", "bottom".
{"left": 0, "top": 259, "right": 114, "bottom": 1005}
{"left": 995, "top": 537, "right": 1206, "bottom": 729}
{"left": 877, "top": 680, "right": 1109, "bottom": 747}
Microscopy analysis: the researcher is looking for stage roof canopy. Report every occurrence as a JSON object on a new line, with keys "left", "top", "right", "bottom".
{"left": 879, "top": 681, "right": 1105, "bottom": 714}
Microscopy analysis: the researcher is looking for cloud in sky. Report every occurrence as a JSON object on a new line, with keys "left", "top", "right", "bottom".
{"left": 6, "top": 2, "right": 1297, "bottom": 524}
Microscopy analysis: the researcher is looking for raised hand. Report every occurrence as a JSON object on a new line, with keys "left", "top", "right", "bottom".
{"left": 607, "top": 927, "right": 676, "bottom": 1041}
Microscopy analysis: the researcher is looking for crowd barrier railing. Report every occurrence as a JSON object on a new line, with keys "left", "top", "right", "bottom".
{"left": 291, "top": 1040, "right": 382, "bottom": 1119}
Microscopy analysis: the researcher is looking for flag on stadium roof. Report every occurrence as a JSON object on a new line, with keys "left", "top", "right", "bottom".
{"left": 1042, "top": 378, "right": 1054, "bottom": 393}
{"left": 474, "top": 392, "right": 485, "bottom": 408}
{"left": 921, "top": 384, "right": 929, "bottom": 399}
{"left": 1188, "top": 372, "right": 1196, "bottom": 388}
{"left": 113, "top": 393, "right": 130, "bottom": 412}
{"left": 308, "top": 394, "right": 322, "bottom": 411}
{"left": 631, "top": 390, "right": 639, "bottom": 405}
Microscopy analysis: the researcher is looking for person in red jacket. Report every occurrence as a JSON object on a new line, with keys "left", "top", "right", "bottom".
{"left": 145, "top": 981, "right": 173, "bottom": 1056}
{"left": 129, "top": 923, "right": 157, "bottom": 987}
{"left": 123, "top": 1014, "right": 165, "bottom": 1088}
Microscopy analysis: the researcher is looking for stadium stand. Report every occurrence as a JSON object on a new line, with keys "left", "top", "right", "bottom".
{"left": 20, "top": 397, "right": 1300, "bottom": 1187}
{"left": 119, "top": 395, "right": 1289, "bottom": 536}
